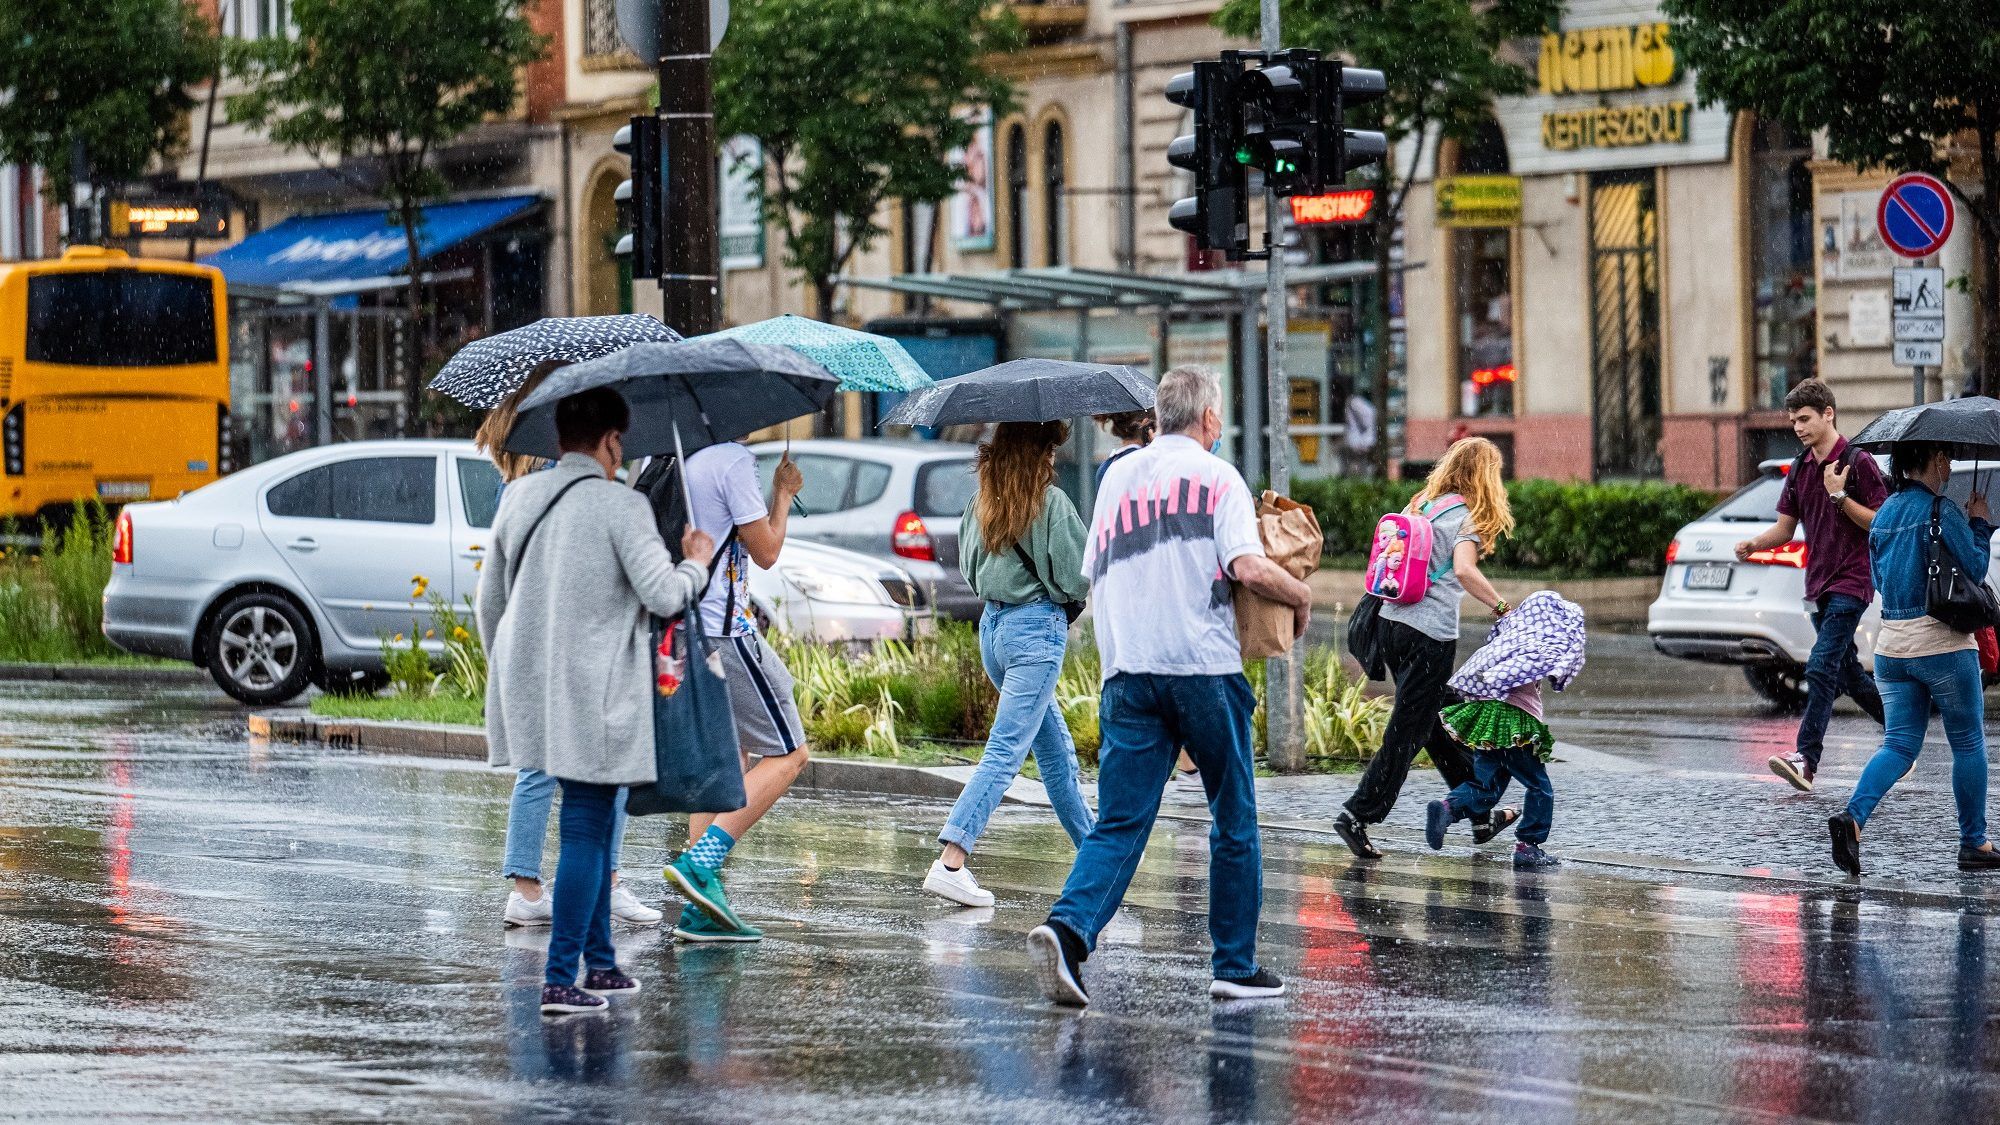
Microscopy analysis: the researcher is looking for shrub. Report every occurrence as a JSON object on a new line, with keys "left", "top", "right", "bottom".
{"left": 0, "top": 504, "right": 125, "bottom": 663}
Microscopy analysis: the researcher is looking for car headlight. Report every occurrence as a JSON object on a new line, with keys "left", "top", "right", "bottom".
{"left": 781, "top": 568, "right": 888, "bottom": 605}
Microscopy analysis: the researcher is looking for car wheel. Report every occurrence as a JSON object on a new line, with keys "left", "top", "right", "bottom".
{"left": 205, "top": 592, "right": 316, "bottom": 706}
{"left": 315, "top": 667, "right": 390, "bottom": 697}
{"left": 1744, "top": 664, "right": 1808, "bottom": 711}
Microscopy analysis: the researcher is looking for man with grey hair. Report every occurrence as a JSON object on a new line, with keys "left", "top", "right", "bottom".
{"left": 1028, "top": 365, "right": 1313, "bottom": 1007}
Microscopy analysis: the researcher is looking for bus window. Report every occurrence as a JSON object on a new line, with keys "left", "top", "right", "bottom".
{"left": 26, "top": 271, "right": 217, "bottom": 367}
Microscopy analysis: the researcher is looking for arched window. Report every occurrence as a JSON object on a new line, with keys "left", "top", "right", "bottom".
{"left": 1042, "top": 120, "right": 1067, "bottom": 266}
{"left": 1005, "top": 124, "right": 1028, "bottom": 269}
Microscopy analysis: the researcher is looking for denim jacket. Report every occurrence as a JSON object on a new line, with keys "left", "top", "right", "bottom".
{"left": 1869, "top": 482, "right": 1995, "bottom": 621}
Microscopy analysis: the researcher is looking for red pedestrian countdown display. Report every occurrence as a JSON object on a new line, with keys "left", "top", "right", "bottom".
{"left": 1289, "top": 189, "right": 1375, "bottom": 226}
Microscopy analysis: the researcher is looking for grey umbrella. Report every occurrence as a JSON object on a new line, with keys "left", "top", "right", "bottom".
{"left": 879, "top": 358, "right": 1156, "bottom": 428}
{"left": 1851, "top": 395, "right": 2000, "bottom": 454}
{"left": 427, "top": 314, "right": 682, "bottom": 408}
{"left": 504, "top": 338, "right": 839, "bottom": 460}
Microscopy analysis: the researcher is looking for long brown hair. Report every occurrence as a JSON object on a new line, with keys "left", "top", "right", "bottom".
{"left": 1409, "top": 436, "right": 1513, "bottom": 557}
{"left": 975, "top": 420, "right": 1068, "bottom": 552}
{"left": 473, "top": 363, "right": 558, "bottom": 482}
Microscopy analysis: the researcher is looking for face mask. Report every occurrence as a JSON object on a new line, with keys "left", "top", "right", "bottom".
{"left": 1209, "top": 439, "right": 1223, "bottom": 456}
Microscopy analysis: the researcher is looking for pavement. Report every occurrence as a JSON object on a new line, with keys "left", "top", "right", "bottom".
{"left": 6, "top": 668, "right": 2000, "bottom": 1121}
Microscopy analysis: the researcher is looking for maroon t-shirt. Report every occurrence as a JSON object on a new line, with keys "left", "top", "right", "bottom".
{"left": 1776, "top": 436, "right": 1888, "bottom": 603}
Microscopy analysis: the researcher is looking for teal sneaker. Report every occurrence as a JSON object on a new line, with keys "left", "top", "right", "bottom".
{"left": 672, "top": 904, "right": 763, "bottom": 943}
{"left": 664, "top": 853, "right": 748, "bottom": 932}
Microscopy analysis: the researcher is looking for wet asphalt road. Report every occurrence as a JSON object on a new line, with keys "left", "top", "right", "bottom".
{"left": 5, "top": 679, "right": 2000, "bottom": 1122}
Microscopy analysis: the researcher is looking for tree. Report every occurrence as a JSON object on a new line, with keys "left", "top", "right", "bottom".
{"left": 0, "top": 0, "right": 216, "bottom": 224}
{"left": 715, "top": 0, "right": 1021, "bottom": 319}
{"left": 225, "top": 0, "right": 546, "bottom": 430}
{"left": 1215, "top": 0, "right": 1558, "bottom": 476}
{"left": 1663, "top": 0, "right": 2000, "bottom": 397}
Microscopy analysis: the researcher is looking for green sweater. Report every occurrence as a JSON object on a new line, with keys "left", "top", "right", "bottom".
{"left": 959, "top": 485, "right": 1091, "bottom": 606}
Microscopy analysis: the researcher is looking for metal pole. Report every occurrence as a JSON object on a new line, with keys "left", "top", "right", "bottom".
{"left": 657, "top": 0, "right": 720, "bottom": 335}
{"left": 1238, "top": 295, "right": 1263, "bottom": 474}
{"left": 1113, "top": 25, "right": 1137, "bottom": 273}
{"left": 1914, "top": 364, "right": 1926, "bottom": 406}
{"left": 1260, "top": 0, "right": 1305, "bottom": 774}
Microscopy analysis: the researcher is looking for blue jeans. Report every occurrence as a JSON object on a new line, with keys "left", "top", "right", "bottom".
{"left": 1798, "top": 593, "right": 1886, "bottom": 768}
{"left": 1445, "top": 749, "right": 1554, "bottom": 844}
{"left": 502, "top": 769, "right": 629, "bottom": 881}
{"left": 1847, "top": 650, "right": 1989, "bottom": 848}
{"left": 937, "top": 601, "right": 1096, "bottom": 853}
{"left": 545, "top": 779, "right": 620, "bottom": 987}
{"left": 1049, "top": 672, "right": 1262, "bottom": 980}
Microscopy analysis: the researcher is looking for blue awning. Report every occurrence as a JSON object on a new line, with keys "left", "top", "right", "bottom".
{"left": 202, "top": 195, "right": 540, "bottom": 294}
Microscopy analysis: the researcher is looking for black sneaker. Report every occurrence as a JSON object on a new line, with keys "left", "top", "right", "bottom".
{"left": 1424, "top": 799, "right": 1452, "bottom": 851}
{"left": 1473, "top": 808, "right": 1518, "bottom": 845}
{"left": 540, "top": 984, "right": 608, "bottom": 1015}
{"left": 1828, "top": 811, "right": 1862, "bottom": 877}
{"left": 1960, "top": 844, "right": 2000, "bottom": 872}
{"left": 1028, "top": 919, "right": 1089, "bottom": 1007}
{"left": 1334, "top": 811, "right": 1382, "bottom": 860}
{"left": 581, "top": 968, "right": 641, "bottom": 995}
{"left": 1209, "top": 967, "right": 1286, "bottom": 1000}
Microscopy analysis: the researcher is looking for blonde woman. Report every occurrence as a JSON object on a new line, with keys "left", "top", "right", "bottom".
{"left": 479, "top": 366, "right": 661, "bottom": 930}
{"left": 924, "top": 421, "right": 1097, "bottom": 907}
{"left": 1335, "top": 437, "right": 1517, "bottom": 860}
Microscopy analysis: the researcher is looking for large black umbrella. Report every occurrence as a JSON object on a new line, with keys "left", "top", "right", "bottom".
{"left": 880, "top": 358, "right": 1156, "bottom": 428}
{"left": 428, "top": 314, "right": 682, "bottom": 408}
{"left": 504, "top": 338, "right": 839, "bottom": 460}
{"left": 1851, "top": 395, "right": 2000, "bottom": 454}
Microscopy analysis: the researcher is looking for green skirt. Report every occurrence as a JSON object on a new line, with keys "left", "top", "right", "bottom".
{"left": 1440, "top": 700, "right": 1553, "bottom": 762}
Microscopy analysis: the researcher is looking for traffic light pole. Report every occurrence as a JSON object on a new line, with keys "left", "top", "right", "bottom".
{"left": 1260, "top": 0, "right": 1305, "bottom": 774}
{"left": 656, "top": 0, "right": 721, "bottom": 335}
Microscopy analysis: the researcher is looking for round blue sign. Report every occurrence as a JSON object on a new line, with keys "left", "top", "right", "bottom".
{"left": 1877, "top": 172, "right": 1955, "bottom": 258}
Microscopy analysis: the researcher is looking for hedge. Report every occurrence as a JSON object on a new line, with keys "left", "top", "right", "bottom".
{"left": 1290, "top": 476, "right": 1720, "bottom": 577}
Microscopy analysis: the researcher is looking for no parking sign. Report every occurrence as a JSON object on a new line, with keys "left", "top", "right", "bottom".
{"left": 1877, "top": 172, "right": 1955, "bottom": 259}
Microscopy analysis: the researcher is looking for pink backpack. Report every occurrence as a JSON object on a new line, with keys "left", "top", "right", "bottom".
{"left": 1364, "top": 494, "right": 1465, "bottom": 604}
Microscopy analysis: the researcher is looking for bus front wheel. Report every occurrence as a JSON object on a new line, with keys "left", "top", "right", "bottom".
{"left": 206, "top": 591, "right": 316, "bottom": 706}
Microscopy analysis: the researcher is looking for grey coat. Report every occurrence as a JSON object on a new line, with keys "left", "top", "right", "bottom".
{"left": 475, "top": 453, "right": 709, "bottom": 786}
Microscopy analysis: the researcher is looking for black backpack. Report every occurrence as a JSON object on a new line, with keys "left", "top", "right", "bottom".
{"left": 633, "top": 454, "right": 741, "bottom": 620}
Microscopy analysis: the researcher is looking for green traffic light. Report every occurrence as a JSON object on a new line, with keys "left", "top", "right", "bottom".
{"left": 1235, "top": 148, "right": 1252, "bottom": 164}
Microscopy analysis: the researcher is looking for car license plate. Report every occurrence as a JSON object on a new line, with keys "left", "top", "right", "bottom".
{"left": 1685, "top": 562, "right": 1732, "bottom": 591}
{"left": 96, "top": 480, "right": 149, "bottom": 502}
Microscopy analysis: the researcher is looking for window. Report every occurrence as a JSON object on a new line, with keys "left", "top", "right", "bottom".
{"left": 756, "top": 453, "right": 859, "bottom": 515}
{"left": 582, "top": 0, "right": 624, "bottom": 58}
{"left": 266, "top": 456, "right": 437, "bottom": 524}
{"left": 1450, "top": 118, "right": 1513, "bottom": 418}
{"left": 1042, "top": 120, "right": 1067, "bottom": 266}
{"left": 457, "top": 458, "right": 502, "bottom": 529}
{"left": 1005, "top": 124, "right": 1028, "bottom": 269}
{"left": 916, "top": 459, "right": 977, "bottom": 518}
{"left": 1749, "top": 118, "right": 1817, "bottom": 411}
{"left": 1701, "top": 471, "right": 1786, "bottom": 523}
{"left": 853, "top": 461, "right": 891, "bottom": 507}
{"left": 26, "top": 272, "right": 215, "bottom": 367}
{"left": 231, "top": 0, "right": 290, "bottom": 38}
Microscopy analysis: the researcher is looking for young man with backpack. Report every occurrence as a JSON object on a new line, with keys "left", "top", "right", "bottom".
{"left": 642, "top": 441, "right": 808, "bottom": 940}
{"left": 1735, "top": 379, "right": 1888, "bottom": 791}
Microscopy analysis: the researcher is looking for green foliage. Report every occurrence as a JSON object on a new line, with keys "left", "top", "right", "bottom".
{"left": 0, "top": 0, "right": 216, "bottom": 200}
{"left": 312, "top": 692, "right": 485, "bottom": 727}
{"left": 0, "top": 504, "right": 125, "bottom": 663}
{"left": 1290, "top": 476, "right": 1717, "bottom": 576}
{"left": 1302, "top": 648, "right": 1388, "bottom": 762}
{"left": 714, "top": 0, "right": 1021, "bottom": 312}
{"left": 382, "top": 629, "right": 436, "bottom": 698}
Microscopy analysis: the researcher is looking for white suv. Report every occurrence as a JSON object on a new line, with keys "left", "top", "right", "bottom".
{"left": 1649, "top": 456, "right": 2000, "bottom": 707}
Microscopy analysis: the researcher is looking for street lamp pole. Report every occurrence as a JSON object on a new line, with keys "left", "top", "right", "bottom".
{"left": 656, "top": 0, "right": 721, "bottom": 335}
{"left": 1261, "top": 0, "right": 1305, "bottom": 773}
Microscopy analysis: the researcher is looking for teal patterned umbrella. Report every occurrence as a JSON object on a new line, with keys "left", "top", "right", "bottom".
{"left": 703, "top": 314, "right": 933, "bottom": 393}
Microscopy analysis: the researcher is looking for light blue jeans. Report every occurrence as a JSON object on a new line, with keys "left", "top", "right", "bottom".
{"left": 502, "top": 769, "right": 630, "bottom": 880}
{"left": 937, "top": 600, "right": 1095, "bottom": 854}
{"left": 1847, "top": 649, "right": 1989, "bottom": 849}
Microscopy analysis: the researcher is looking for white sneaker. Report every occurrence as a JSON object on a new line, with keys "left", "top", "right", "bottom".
{"left": 923, "top": 858, "right": 996, "bottom": 908}
{"left": 504, "top": 890, "right": 552, "bottom": 928}
{"left": 608, "top": 882, "right": 664, "bottom": 926}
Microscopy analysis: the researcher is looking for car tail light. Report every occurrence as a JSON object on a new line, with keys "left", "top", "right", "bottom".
{"left": 1664, "top": 539, "right": 1679, "bottom": 566}
{"left": 892, "top": 510, "right": 934, "bottom": 562}
{"left": 1746, "top": 540, "right": 1808, "bottom": 568}
{"left": 3, "top": 404, "right": 22, "bottom": 476}
{"left": 111, "top": 509, "right": 134, "bottom": 566}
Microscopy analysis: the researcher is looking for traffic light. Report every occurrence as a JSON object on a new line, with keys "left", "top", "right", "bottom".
{"left": 1322, "top": 66, "right": 1388, "bottom": 184}
{"left": 613, "top": 115, "right": 665, "bottom": 279}
{"left": 1235, "top": 60, "right": 1312, "bottom": 196}
{"left": 1165, "top": 61, "right": 1248, "bottom": 256}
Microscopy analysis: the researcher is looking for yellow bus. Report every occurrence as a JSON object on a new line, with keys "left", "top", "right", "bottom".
{"left": 0, "top": 247, "right": 230, "bottom": 521}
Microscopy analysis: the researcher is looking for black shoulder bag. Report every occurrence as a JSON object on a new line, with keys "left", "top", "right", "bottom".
{"left": 1011, "top": 542, "right": 1086, "bottom": 625}
{"left": 1925, "top": 493, "right": 2000, "bottom": 633}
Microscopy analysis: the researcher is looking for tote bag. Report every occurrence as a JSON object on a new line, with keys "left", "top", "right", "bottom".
{"left": 625, "top": 598, "right": 747, "bottom": 816}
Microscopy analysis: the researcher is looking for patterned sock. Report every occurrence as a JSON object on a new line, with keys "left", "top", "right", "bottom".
{"left": 686, "top": 825, "right": 736, "bottom": 872}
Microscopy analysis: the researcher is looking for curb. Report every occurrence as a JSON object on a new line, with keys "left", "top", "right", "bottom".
{"left": 0, "top": 661, "right": 211, "bottom": 686}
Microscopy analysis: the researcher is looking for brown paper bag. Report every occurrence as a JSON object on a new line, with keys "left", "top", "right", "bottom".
{"left": 1234, "top": 490, "right": 1324, "bottom": 660}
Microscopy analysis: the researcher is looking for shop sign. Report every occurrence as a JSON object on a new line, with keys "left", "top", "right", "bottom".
{"left": 1537, "top": 24, "right": 1679, "bottom": 97}
{"left": 1288, "top": 188, "right": 1374, "bottom": 226}
{"left": 1540, "top": 102, "right": 1692, "bottom": 152}
{"left": 1435, "top": 176, "right": 1521, "bottom": 228}
{"left": 104, "top": 196, "right": 228, "bottom": 239}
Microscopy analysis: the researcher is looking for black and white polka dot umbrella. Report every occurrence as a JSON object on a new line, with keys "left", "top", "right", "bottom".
{"left": 426, "top": 314, "right": 682, "bottom": 408}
